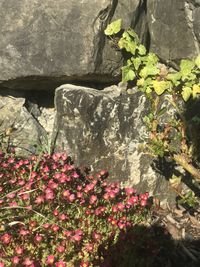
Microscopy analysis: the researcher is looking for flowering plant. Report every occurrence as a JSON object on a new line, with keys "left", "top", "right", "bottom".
{"left": 0, "top": 150, "right": 149, "bottom": 266}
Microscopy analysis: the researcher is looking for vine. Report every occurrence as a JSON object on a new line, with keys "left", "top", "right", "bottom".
{"left": 105, "top": 19, "right": 200, "bottom": 206}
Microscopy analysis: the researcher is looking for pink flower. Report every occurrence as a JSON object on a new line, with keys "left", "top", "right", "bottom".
{"left": 125, "top": 187, "right": 135, "bottom": 196}
{"left": 59, "top": 214, "right": 67, "bottom": 221}
{"left": 51, "top": 224, "right": 59, "bottom": 232}
{"left": 19, "top": 229, "right": 29, "bottom": 236}
{"left": 12, "top": 256, "right": 20, "bottom": 265}
{"left": 0, "top": 262, "right": 5, "bottom": 267}
{"left": 140, "top": 199, "right": 147, "bottom": 207}
{"left": 56, "top": 245, "right": 65, "bottom": 253}
{"left": 55, "top": 260, "right": 66, "bottom": 267}
{"left": 89, "top": 195, "right": 97, "bottom": 205}
{"left": 80, "top": 262, "right": 89, "bottom": 267}
{"left": 34, "top": 234, "right": 43, "bottom": 243}
{"left": 85, "top": 243, "right": 94, "bottom": 252}
{"left": 53, "top": 209, "right": 59, "bottom": 216}
{"left": 72, "top": 172, "right": 79, "bottom": 178}
{"left": 23, "top": 258, "right": 33, "bottom": 266}
{"left": 68, "top": 194, "right": 75, "bottom": 202}
{"left": 46, "top": 255, "right": 55, "bottom": 265}
{"left": 35, "top": 195, "right": 44, "bottom": 204}
{"left": 62, "top": 190, "right": 70, "bottom": 198}
{"left": 1, "top": 233, "right": 11, "bottom": 244}
{"left": 117, "top": 202, "right": 125, "bottom": 211}
{"left": 92, "top": 231, "right": 102, "bottom": 241}
{"left": 77, "top": 192, "right": 83, "bottom": 198}
{"left": 15, "top": 246, "right": 24, "bottom": 255}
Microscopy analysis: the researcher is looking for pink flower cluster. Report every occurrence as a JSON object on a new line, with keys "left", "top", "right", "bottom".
{"left": 0, "top": 151, "right": 149, "bottom": 266}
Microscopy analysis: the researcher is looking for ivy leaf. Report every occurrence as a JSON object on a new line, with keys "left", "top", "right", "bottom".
{"left": 195, "top": 54, "right": 200, "bottom": 69}
{"left": 180, "top": 59, "right": 195, "bottom": 80}
{"left": 152, "top": 80, "right": 170, "bottom": 95}
{"left": 132, "top": 57, "right": 142, "bottom": 70}
{"left": 145, "top": 53, "right": 158, "bottom": 65}
{"left": 192, "top": 84, "right": 200, "bottom": 98}
{"left": 126, "top": 29, "right": 139, "bottom": 43}
{"left": 138, "top": 44, "right": 146, "bottom": 56}
{"left": 122, "top": 66, "right": 135, "bottom": 82}
{"left": 118, "top": 37, "right": 136, "bottom": 55}
{"left": 167, "top": 72, "right": 182, "bottom": 86}
{"left": 104, "top": 19, "right": 122, "bottom": 36}
{"left": 139, "top": 65, "right": 159, "bottom": 79}
{"left": 181, "top": 86, "right": 192, "bottom": 101}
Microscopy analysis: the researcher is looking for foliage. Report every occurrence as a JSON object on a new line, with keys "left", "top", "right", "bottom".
{"left": 0, "top": 150, "right": 149, "bottom": 267}
{"left": 104, "top": 20, "right": 200, "bottom": 206}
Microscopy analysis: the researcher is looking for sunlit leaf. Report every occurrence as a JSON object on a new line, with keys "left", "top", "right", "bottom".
{"left": 192, "top": 84, "right": 200, "bottom": 98}
{"left": 139, "top": 65, "right": 159, "bottom": 79}
{"left": 138, "top": 44, "right": 146, "bottom": 56}
{"left": 152, "top": 80, "right": 170, "bottom": 95}
{"left": 180, "top": 59, "right": 195, "bottom": 80}
{"left": 181, "top": 86, "right": 192, "bottom": 101}
{"left": 132, "top": 57, "right": 142, "bottom": 70}
{"left": 122, "top": 66, "right": 135, "bottom": 82}
{"left": 167, "top": 72, "right": 182, "bottom": 86}
{"left": 195, "top": 54, "right": 200, "bottom": 69}
{"left": 118, "top": 38, "right": 136, "bottom": 54}
{"left": 104, "top": 19, "right": 122, "bottom": 36}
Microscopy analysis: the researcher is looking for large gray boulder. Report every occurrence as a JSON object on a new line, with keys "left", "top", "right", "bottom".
{"left": 1, "top": 0, "right": 199, "bottom": 92}
{"left": 147, "top": 0, "right": 200, "bottom": 66}
{"left": 0, "top": 0, "right": 140, "bottom": 90}
{"left": 53, "top": 84, "right": 176, "bottom": 205}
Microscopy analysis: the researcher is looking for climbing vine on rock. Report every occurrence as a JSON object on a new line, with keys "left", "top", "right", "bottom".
{"left": 105, "top": 20, "right": 200, "bottom": 203}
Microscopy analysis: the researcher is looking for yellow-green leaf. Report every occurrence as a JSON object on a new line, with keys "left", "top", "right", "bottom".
{"left": 195, "top": 54, "right": 200, "bottom": 69}
{"left": 152, "top": 80, "right": 170, "bottom": 95}
{"left": 104, "top": 19, "right": 122, "bottom": 36}
{"left": 122, "top": 66, "right": 135, "bottom": 82}
{"left": 139, "top": 65, "right": 159, "bottom": 79}
{"left": 181, "top": 86, "right": 192, "bottom": 101}
{"left": 192, "top": 84, "right": 200, "bottom": 98}
{"left": 138, "top": 44, "right": 146, "bottom": 55}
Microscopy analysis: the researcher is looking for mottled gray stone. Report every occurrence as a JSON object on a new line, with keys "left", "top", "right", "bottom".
{"left": 53, "top": 84, "right": 176, "bottom": 205}
{"left": 0, "top": 94, "right": 46, "bottom": 155}
{"left": 0, "top": 0, "right": 140, "bottom": 90}
{"left": 147, "top": 0, "right": 200, "bottom": 66}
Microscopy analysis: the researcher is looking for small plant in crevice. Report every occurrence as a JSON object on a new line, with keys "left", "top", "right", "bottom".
{"left": 105, "top": 19, "right": 200, "bottom": 207}
{"left": 0, "top": 150, "right": 149, "bottom": 266}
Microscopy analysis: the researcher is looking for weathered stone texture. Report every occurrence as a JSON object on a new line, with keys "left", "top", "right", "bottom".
{"left": 147, "top": 0, "right": 200, "bottom": 65}
{"left": 53, "top": 84, "right": 176, "bottom": 204}
{"left": 0, "top": 0, "right": 199, "bottom": 89}
{"left": 0, "top": 93, "right": 45, "bottom": 154}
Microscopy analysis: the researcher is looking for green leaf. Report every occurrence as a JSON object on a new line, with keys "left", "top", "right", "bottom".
{"left": 132, "top": 57, "right": 142, "bottom": 70}
{"left": 181, "top": 86, "right": 192, "bottom": 101}
{"left": 167, "top": 72, "right": 182, "bottom": 86}
{"left": 180, "top": 59, "right": 195, "bottom": 80}
{"left": 138, "top": 44, "right": 146, "bottom": 56}
{"left": 192, "top": 84, "right": 200, "bottom": 98}
{"left": 122, "top": 66, "right": 136, "bottom": 82}
{"left": 126, "top": 29, "right": 139, "bottom": 43}
{"left": 104, "top": 19, "right": 122, "bottom": 36}
{"left": 146, "top": 87, "right": 152, "bottom": 94}
{"left": 195, "top": 54, "right": 200, "bottom": 69}
{"left": 139, "top": 65, "right": 159, "bottom": 79}
{"left": 145, "top": 53, "right": 158, "bottom": 65}
{"left": 152, "top": 80, "right": 170, "bottom": 95}
{"left": 118, "top": 37, "right": 137, "bottom": 55}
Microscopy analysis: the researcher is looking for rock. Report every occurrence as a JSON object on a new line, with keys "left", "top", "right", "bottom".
{"left": 0, "top": 0, "right": 199, "bottom": 90}
{"left": 0, "top": 92, "right": 47, "bottom": 155}
{"left": 53, "top": 84, "right": 176, "bottom": 205}
{"left": 147, "top": 0, "right": 200, "bottom": 66}
{"left": 0, "top": 0, "right": 140, "bottom": 90}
